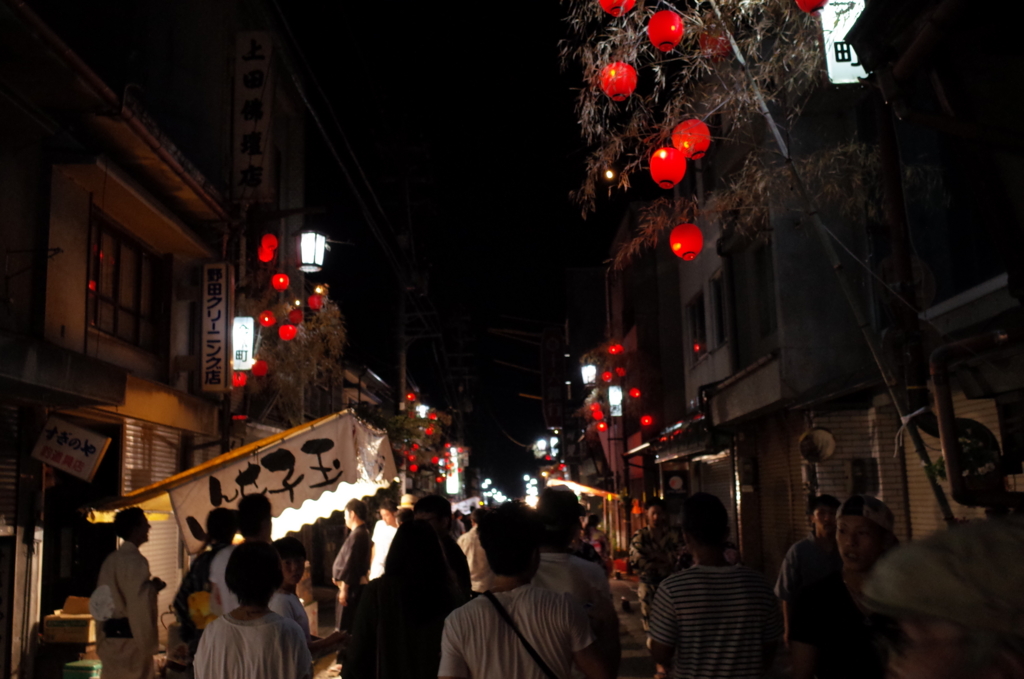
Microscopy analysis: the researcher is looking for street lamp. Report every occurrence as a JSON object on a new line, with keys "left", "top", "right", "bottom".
{"left": 581, "top": 364, "right": 597, "bottom": 387}
{"left": 297, "top": 230, "right": 327, "bottom": 272}
{"left": 609, "top": 385, "right": 623, "bottom": 416}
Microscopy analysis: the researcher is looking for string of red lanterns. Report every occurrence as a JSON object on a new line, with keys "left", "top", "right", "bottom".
{"left": 252, "top": 359, "right": 269, "bottom": 377}
{"left": 648, "top": 10, "right": 684, "bottom": 52}
{"left": 598, "top": 0, "right": 635, "bottom": 17}
{"left": 287, "top": 309, "right": 303, "bottom": 325}
{"left": 278, "top": 324, "right": 297, "bottom": 341}
{"left": 672, "top": 119, "right": 711, "bottom": 160}
{"left": 271, "top": 273, "right": 290, "bottom": 291}
{"left": 258, "top": 310, "right": 276, "bottom": 327}
{"left": 599, "top": 62, "right": 637, "bottom": 101}
{"left": 307, "top": 294, "right": 323, "bottom": 310}
{"left": 669, "top": 223, "right": 704, "bottom": 261}
{"left": 649, "top": 147, "right": 686, "bottom": 189}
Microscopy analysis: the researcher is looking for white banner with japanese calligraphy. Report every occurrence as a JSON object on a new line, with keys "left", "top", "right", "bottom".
{"left": 201, "top": 263, "right": 234, "bottom": 393}
{"left": 31, "top": 416, "right": 112, "bottom": 482}
{"left": 169, "top": 413, "right": 397, "bottom": 553}
{"left": 233, "top": 31, "right": 276, "bottom": 201}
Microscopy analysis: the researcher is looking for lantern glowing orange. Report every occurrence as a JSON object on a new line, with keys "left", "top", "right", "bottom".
{"left": 307, "top": 294, "right": 323, "bottom": 310}
{"left": 590, "top": 402, "right": 601, "bottom": 410}
{"left": 699, "top": 32, "right": 731, "bottom": 61}
{"left": 271, "top": 273, "right": 289, "bottom": 291}
{"left": 232, "top": 371, "right": 248, "bottom": 388}
{"left": 258, "top": 310, "right": 276, "bottom": 327}
{"left": 409, "top": 464, "right": 419, "bottom": 473}
{"left": 426, "top": 427, "right": 435, "bottom": 436}
{"left": 596, "top": 421, "right": 608, "bottom": 432}
{"left": 629, "top": 387, "right": 641, "bottom": 398}
{"left": 648, "top": 10, "right": 684, "bottom": 52}
{"left": 641, "top": 415, "right": 654, "bottom": 426}
{"left": 435, "top": 476, "right": 444, "bottom": 484}
{"left": 669, "top": 223, "right": 704, "bottom": 261}
{"left": 252, "top": 359, "right": 269, "bottom": 377}
{"left": 261, "top": 233, "right": 279, "bottom": 250}
{"left": 257, "top": 246, "right": 275, "bottom": 263}
{"left": 601, "top": 371, "right": 614, "bottom": 383}
{"left": 593, "top": 409, "right": 605, "bottom": 421}
{"left": 431, "top": 456, "right": 440, "bottom": 464}
{"left": 599, "top": 0, "right": 635, "bottom": 17}
{"left": 795, "top": 0, "right": 826, "bottom": 12}
{"left": 599, "top": 62, "right": 638, "bottom": 101}
{"left": 428, "top": 412, "right": 438, "bottom": 420}
{"left": 288, "top": 309, "right": 303, "bottom": 325}
{"left": 278, "top": 324, "right": 297, "bottom": 341}
{"left": 672, "top": 119, "right": 711, "bottom": 159}
{"left": 608, "top": 343, "right": 624, "bottom": 355}
{"left": 406, "top": 392, "right": 416, "bottom": 402}
{"left": 650, "top": 147, "right": 686, "bottom": 189}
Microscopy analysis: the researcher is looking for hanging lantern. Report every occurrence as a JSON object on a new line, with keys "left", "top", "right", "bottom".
{"left": 426, "top": 427, "right": 435, "bottom": 436}
{"left": 278, "top": 324, "right": 298, "bottom": 341}
{"left": 593, "top": 410, "right": 605, "bottom": 422}
{"left": 615, "top": 367, "right": 626, "bottom": 377}
{"left": 288, "top": 309, "right": 304, "bottom": 325}
{"left": 297, "top": 230, "right": 327, "bottom": 273}
{"left": 608, "top": 343, "right": 624, "bottom": 355}
{"left": 406, "top": 392, "right": 417, "bottom": 402}
{"left": 641, "top": 415, "right": 654, "bottom": 426}
{"left": 428, "top": 412, "right": 438, "bottom": 420}
{"left": 669, "top": 223, "right": 704, "bottom": 261}
{"left": 258, "top": 310, "right": 276, "bottom": 327}
{"left": 431, "top": 456, "right": 440, "bottom": 464}
{"left": 629, "top": 387, "right": 641, "bottom": 398}
{"left": 599, "top": 62, "right": 638, "bottom": 101}
{"left": 252, "top": 359, "right": 269, "bottom": 377}
{"left": 699, "top": 31, "right": 731, "bottom": 61}
{"left": 647, "top": 10, "right": 684, "bottom": 52}
{"left": 601, "top": 371, "right": 614, "bottom": 383}
{"left": 261, "top": 233, "right": 279, "bottom": 250}
{"left": 435, "top": 476, "right": 444, "bottom": 484}
{"left": 257, "top": 246, "right": 275, "bottom": 263}
{"left": 649, "top": 147, "right": 686, "bottom": 189}
{"left": 307, "top": 294, "right": 324, "bottom": 310}
{"left": 795, "top": 0, "right": 826, "bottom": 12}
{"left": 271, "top": 273, "right": 290, "bottom": 291}
{"left": 672, "top": 119, "right": 712, "bottom": 159}
{"left": 596, "top": 421, "right": 608, "bottom": 432}
{"left": 693, "top": 342, "right": 702, "bottom": 353}
{"left": 232, "top": 371, "right": 248, "bottom": 388}
{"left": 409, "top": 464, "right": 419, "bottom": 473}
{"left": 598, "top": 0, "right": 635, "bottom": 17}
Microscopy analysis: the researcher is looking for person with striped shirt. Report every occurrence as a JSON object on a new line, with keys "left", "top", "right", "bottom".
{"left": 648, "top": 493, "right": 782, "bottom": 679}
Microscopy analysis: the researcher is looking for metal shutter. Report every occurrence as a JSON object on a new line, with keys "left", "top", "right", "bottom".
{"left": 698, "top": 454, "right": 737, "bottom": 545}
{"left": 137, "top": 518, "right": 180, "bottom": 645}
{"left": 0, "top": 406, "right": 19, "bottom": 525}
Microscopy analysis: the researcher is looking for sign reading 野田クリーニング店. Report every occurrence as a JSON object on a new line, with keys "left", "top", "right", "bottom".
{"left": 30, "top": 416, "right": 112, "bottom": 482}
{"left": 202, "top": 263, "right": 234, "bottom": 393}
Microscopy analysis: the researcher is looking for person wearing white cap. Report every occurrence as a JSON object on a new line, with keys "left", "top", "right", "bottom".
{"left": 864, "top": 517, "right": 1024, "bottom": 679}
{"left": 789, "top": 495, "right": 899, "bottom": 679}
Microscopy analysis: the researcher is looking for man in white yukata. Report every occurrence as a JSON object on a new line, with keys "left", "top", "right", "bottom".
{"left": 90, "top": 507, "right": 166, "bottom": 679}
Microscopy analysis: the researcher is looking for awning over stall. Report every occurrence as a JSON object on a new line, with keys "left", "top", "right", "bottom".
{"left": 85, "top": 410, "right": 397, "bottom": 553}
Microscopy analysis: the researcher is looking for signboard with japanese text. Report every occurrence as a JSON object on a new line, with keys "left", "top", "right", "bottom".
{"left": 233, "top": 32, "right": 276, "bottom": 201}
{"left": 202, "top": 263, "right": 234, "bottom": 393}
{"left": 232, "top": 317, "right": 255, "bottom": 371}
{"left": 540, "top": 328, "right": 566, "bottom": 430}
{"left": 169, "top": 413, "right": 396, "bottom": 553}
{"left": 821, "top": 0, "right": 867, "bottom": 84}
{"left": 30, "top": 417, "right": 111, "bottom": 482}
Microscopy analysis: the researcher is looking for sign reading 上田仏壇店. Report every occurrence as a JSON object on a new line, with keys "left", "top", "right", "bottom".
{"left": 233, "top": 31, "right": 276, "bottom": 201}
{"left": 202, "top": 263, "right": 234, "bottom": 393}
{"left": 31, "top": 416, "right": 112, "bottom": 482}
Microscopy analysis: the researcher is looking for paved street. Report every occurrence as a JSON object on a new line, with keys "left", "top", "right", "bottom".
{"left": 611, "top": 577, "right": 657, "bottom": 679}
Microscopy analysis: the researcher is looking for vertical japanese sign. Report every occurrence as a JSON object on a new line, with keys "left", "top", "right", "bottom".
{"left": 202, "top": 263, "right": 234, "bottom": 393}
{"left": 540, "top": 328, "right": 565, "bottom": 431}
{"left": 232, "top": 317, "right": 255, "bottom": 371}
{"left": 233, "top": 32, "right": 275, "bottom": 201}
{"left": 821, "top": 0, "right": 867, "bottom": 84}
{"left": 30, "top": 416, "right": 112, "bottom": 482}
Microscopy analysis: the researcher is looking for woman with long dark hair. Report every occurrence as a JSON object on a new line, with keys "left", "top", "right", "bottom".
{"left": 342, "top": 520, "right": 465, "bottom": 679}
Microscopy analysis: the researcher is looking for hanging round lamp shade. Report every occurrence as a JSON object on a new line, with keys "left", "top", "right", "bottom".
{"left": 287, "top": 309, "right": 303, "bottom": 325}
{"left": 297, "top": 230, "right": 327, "bottom": 273}
{"left": 649, "top": 147, "right": 686, "bottom": 189}
{"left": 599, "top": 62, "right": 637, "bottom": 101}
{"left": 271, "top": 273, "right": 290, "bottom": 291}
{"left": 648, "top": 10, "right": 684, "bottom": 52}
{"left": 699, "top": 32, "right": 731, "bottom": 61}
{"left": 601, "top": 371, "right": 614, "bottom": 383}
{"left": 260, "top": 233, "right": 279, "bottom": 250}
{"left": 641, "top": 415, "right": 654, "bottom": 426}
{"left": 593, "top": 409, "right": 605, "bottom": 421}
{"left": 257, "top": 246, "right": 275, "bottom": 263}
{"left": 795, "top": 0, "right": 827, "bottom": 12}
{"left": 596, "top": 421, "right": 608, "bottom": 432}
{"left": 608, "top": 343, "right": 624, "bottom": 355}
{"left": 307, "top": 294, "right": 324, "bottom": 310}
{"left": 629, "top": 387, "right": 641, "bottom": 398}
{"left": 232, "top": 372, "right": 248, "bottom": 388}
{"left": 599, "top": 0, "right": 635, "bottom": 17}
{"left": 251, "top": 359, "right": 269, "bottom": 377}
{"left": 672, "top": 119, "right": 711, "bottom": 159}
{"left": 669, "top": 223, "right": 704, "bottom": 261}
{"left": 258, "top": 310, "right": 276, "bottom": 327}
{"left": 278, "top": 324, "right": 298, "bottom": 341}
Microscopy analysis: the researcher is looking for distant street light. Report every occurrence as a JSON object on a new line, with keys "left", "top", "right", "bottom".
{"left": 581, "top": 364, "right": 597, "bottom": 387}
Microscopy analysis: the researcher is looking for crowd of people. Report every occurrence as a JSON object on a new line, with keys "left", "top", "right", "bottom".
{"left": 89, "top": 486, "right": 1024, "bottom": 679}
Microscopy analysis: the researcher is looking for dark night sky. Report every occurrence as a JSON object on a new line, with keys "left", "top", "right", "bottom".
{"left": 284, "top": 2, "right": 627, "bottom": 495}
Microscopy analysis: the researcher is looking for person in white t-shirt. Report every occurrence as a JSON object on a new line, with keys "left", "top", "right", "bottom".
{"left": 208, "top": 494, "right": 273, "bottom": 617}
{"left": 270, "top": 537, "right": 347, "bottom": 654}
{"left": 457, "top": 508, "right": 494, "bottom": 593}
{"left": 438, "top": 502, "right": 612, "bottom": 679}
{"left": 369, "top": 499, "right": 399, "bottom": 581}
{"left": 194, "top": 541, "right": 312, "bottom": 679}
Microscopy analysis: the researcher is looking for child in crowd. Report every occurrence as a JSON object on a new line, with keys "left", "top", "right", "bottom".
{"left": 271, "top": 537, "right": 348, "bottom": 653}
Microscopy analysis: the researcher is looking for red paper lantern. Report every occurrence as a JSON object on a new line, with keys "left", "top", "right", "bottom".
{"left": 261, "top": 233, "right": 279, "bottom": 250}
{"left": 426, "top": 427, "right": 435, "bottom": 436}
{"left": 288, "top": 309, "right": 303, "bottom": 325}
{"left": 428, "top": 412, "right": 438, "bottom": 420}
{"left": 615, "top": 367, "right": 626, "bottom": 377}
{"left": 641, "top": 415, "right": 654, "bottom": 426}
{"left": 435, "top": 476, "right": 444, "bottom": 484}
{"left": 601, "top": 371, "right": 614, "bottom": 383}
{"left": 608, "top": 343, "right": 624, "bottom": 355}
{"left": 593, "top": 409, "right": 605, "bottom": 421}
{"left": 307, "top": 294, "right": 323, "bottom": 310}
{"left": 693, "top": 342, "right": 702, "bottom": 353}
{"left": 648, "top": 10, "right": 684, "bottom": 52}
{"left": 431, "top": 456, "right": 440, "bottom": 464}
{"left": 406, "top": 392, "right": 417, "bottom": 402}
{"left": 599, "top": 0, "right": 635, "bottom": 17}
{"left": 271, "top": 273, "right": 289, "bottom": 291}
{"left": 409, "top": 464, "right": 419, "bottom": 473}
{"left": 257, "top": 246, "right": 275, "bottom": 263}
{"left": 649, "top": 147, "right": 686, "bottom": 189}
{"left": 252, "top": 359, "right": 269, "bottom": 377}
{"left": 795, "top": 0, "right": 826, "bottom": 12}
{"left": 699, "top": 32, "right": 731, "bottom": 61}
{"left": 278, "top": 324, "right": 297, "bottom": 341}
{"left": 596, "top": 421, "right": 608, "bottom": 432}
{"left": 258, "top": 310, "right": 276, "bottom": 327}
{"left": 629, "top": 387, "right": 641, "bottom": 398}
{"left": 590, "top": 402, "right": 601, "bottom": 410}
{"left": 412, "top": 443, "right": 420, "bottom": 450}
{"left": 672, "top": 119, "right": 712, "bottom": 159}
{"left": 669, "top": 223, "right": 704, "bottom": 261}
{"left": 599, "top": 62, "right": 638, "bottom": 101}
{"left": 232, "top": 371, "right": 248, "bottom": 388}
